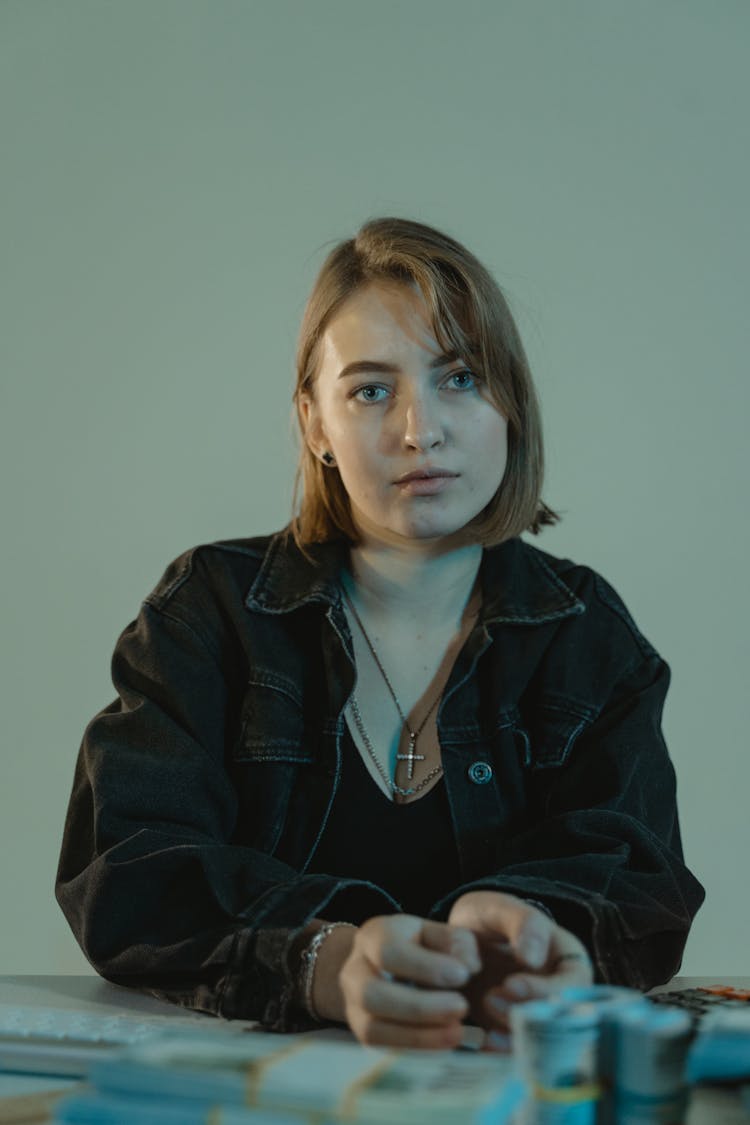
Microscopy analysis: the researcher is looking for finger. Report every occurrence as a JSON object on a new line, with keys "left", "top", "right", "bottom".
{"left": 459, "top": 1024, "right": 487, "bottom": 1052}
{"left": 513, "top": 913, "right": 554, "bottom": 969}
{"left": 359, "top": 921, "right": 473, "bottom": 989}
{"left": 483, "top": 954, "right": 593, "bottom": 1026}
{"left": 491, "top": 972, "right": 561, "bottom": 1012}
{"left": 549, "top": 950, "right": 594, "bottom": 981}
{"left": 481, "top": 913, "right": 552, "bottom": 971}
{"left": 515, "top": 931, "right": 593, "bottom": 989}
{"left": 363, "top": 974, "right": 469, "bottom": 1027}
{"left": 451, "top": 893, "right": 554, "bottom": 970}
{"left": 349, "top": 1013, "right": 466, "bottom": 1050}
{"left": 483, "top": 984, "right": 563, "bottom": 1032}
{"left": 419, "top": 920, "right": 482, "bottom": 975}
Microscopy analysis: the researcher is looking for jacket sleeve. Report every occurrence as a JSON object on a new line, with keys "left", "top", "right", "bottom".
{"left": 55, "top": 599, "right": 395, "bottom": 1030}
{"left": 430, "top": 651, "right": 706, "bottom": 991}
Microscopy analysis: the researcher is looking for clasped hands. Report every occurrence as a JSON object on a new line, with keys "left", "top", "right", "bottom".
{"left": 335, "top": 890, "right": 593, "bottom": 1050}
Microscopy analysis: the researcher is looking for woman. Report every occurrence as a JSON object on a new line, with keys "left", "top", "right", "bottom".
{"left": 56, "top": 217, "right": 705, "bottom": 1050}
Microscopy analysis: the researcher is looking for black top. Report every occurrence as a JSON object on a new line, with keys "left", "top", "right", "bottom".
{"left": 308, "top": 723, "right": 463, "bottom": 917}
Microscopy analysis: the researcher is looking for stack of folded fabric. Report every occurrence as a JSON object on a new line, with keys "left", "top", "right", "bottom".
{"left": 50, "top": 1028, "right": 527, "bottom": 1124}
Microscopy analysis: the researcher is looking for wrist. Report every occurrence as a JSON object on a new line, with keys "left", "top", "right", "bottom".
{"left": 298, "top": 921, "right": 358, "bottom": 1024}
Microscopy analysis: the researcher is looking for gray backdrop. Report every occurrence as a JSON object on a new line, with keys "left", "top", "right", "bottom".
{"left": 1, "top": 0, "right": 746, "bottom": 975}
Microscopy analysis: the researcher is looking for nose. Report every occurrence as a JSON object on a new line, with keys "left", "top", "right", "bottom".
{"left": 402, "top": 390, "right": 444, "bottom": 451}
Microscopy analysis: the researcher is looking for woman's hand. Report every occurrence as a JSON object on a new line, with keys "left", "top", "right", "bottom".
{"left": 447, "top": 891, "right": 593, "bottom": 1043}
{"left": 336, "top": 914, "right": 481, "bottom": 1049}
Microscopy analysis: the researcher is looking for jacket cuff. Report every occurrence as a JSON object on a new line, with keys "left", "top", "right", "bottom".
{"left": 427, "top": 876, "right": 628, "bottom": 985}
{"left": 220, "top": 875, "right": 400, "bottom": 1030}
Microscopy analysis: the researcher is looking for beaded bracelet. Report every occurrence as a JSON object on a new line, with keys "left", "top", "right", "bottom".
{"left": 299, "top": 921, "right": 357, "bottom": 1021}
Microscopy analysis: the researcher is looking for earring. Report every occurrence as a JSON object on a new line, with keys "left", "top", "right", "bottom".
{"left": 321, "top": 451, "right": 336, "bottom": 466}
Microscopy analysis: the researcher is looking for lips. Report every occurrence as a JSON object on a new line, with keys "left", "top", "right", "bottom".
{"left": 393, "top": 469, "right": 459, "bottom": 497}
{"left": 394, "top": 468, "right": 458, "bottom": 484}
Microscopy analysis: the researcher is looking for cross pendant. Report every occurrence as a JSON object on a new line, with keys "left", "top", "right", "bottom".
{"left": 397, "top": 734, "right": 425, "bottom": 781}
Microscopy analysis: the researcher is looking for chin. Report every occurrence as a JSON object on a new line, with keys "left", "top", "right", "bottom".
{"left": 394, "top": 519, "right": 473, "bottom": 544}
{"left": 352, "top": 500, "right": 479, "bottom": 547}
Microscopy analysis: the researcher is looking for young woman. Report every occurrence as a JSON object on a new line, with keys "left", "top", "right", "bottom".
{"left": 56, "top": 217, "right": 705, "bottom": 1050}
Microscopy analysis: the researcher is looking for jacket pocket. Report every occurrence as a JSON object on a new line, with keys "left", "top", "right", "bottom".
{"left": 229, "top": 673, "right": 315, "bottom": 857}
{"left": 512, "top": 697, "right": 593, "bottom": 770}
{"left": 233, "top": 670, "right": 313, "bottom": 763}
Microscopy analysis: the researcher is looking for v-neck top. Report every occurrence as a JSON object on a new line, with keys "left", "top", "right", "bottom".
{"left": 307, "top": 723, "right": 463, "bottom": 917}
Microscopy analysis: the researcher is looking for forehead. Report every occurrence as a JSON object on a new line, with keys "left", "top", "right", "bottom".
{"left": 319, "top": 281, "right": 446, "bottom": 369}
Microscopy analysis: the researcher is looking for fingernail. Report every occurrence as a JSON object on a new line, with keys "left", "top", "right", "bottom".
{"left": 447, "top": 994, "right": 469, "bottom": 1012}
{"left": 452, "top": 933, "right": 481, "bottom": 975}
{"left": 443, "top": 962, "right": 469, "bottom": 987}
{"left": 490, "top": 995, "right": 510, "bottom": 1014}
{"left": 520, "top": 936, "right": 546, "bottom": 967}
{"left": 466, "top": 952, "right": 482, "bottom": 974}
{"left": 505, "top": 979, "right": 530, "bottom": 999}
{"left": 459, "top": 1025, "right": 486, "bottom": 1051}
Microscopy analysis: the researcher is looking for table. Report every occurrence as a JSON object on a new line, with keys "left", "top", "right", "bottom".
{"left": 0, "top": 975, "right": 258, "bottom": 1122}
{"left": 1, "top": 976, "right": 748, "bottom": 1123}
{"left": 5, "top": 973, "right": 748, "bottom": 1013}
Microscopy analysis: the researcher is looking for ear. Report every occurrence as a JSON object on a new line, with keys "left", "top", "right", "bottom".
{"left": 298, "top": 392, "right": 329, "bottom": 461}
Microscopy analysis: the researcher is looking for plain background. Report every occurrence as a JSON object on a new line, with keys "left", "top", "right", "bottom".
{"left": 1, "top": 0, "right": 747, "bottom": 976}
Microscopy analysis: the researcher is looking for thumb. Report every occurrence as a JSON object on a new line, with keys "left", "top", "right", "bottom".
{"left": 418, "top": 920, "right": 482, "bottom": 976}
{"left": 514, "top": 919, "right": 552, "bottom": 969}
{"left": 452, "top": 893, "right": 553, "bottom": 970}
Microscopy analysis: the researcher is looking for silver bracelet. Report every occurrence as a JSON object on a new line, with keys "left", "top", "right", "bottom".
{"left": 299, "top": 921, "right": 357, "bottom": 1021}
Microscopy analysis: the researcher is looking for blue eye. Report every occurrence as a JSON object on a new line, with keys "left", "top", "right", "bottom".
{"left": 447, "top": 368, "right": 478, "bottom": 390}
{"left": 351, "top": 370, "right": 479, "bottom": 403}
{"left": 352, "top": 384, "right": 389, "bottom": 403}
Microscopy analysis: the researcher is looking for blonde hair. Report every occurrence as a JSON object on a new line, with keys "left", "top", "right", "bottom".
{"left": 288, "top": 216, "right": 560, "bottom": 553}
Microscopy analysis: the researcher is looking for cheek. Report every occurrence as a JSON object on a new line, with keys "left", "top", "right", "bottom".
{"left": 465, "top": 417, "right": 508, "bottom": 488}
{"left": 331, "top": 420, "right": 383, "bottom": 474}
{"left": 327, "top": 406, "right": 369, "bottom": 449}
{"left": 335, "top": 445, "right": 382, "bottom": 499}
{"left": 465, "top": 410, "right": 508, "bottom": 451}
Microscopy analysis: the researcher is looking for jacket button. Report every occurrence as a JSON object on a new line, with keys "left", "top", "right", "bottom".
{"left": 468, "top": 761, "right": 493, "bottom": 785}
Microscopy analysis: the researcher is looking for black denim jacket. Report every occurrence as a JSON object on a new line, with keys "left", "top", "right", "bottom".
{"left": 55, "top": 528, "right": 705, "bottom": 1030}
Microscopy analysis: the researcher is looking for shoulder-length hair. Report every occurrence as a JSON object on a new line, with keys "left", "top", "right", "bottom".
{"left": 288, "top": 216, "right": 560, "bottom": 553}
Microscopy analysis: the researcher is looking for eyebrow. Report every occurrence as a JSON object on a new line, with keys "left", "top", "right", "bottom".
{"left": 337, "top": 351, "right": 460, "bottom": 380}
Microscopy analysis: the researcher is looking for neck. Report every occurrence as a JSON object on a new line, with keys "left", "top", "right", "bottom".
{"left": 344, "top": 538, "right": 483, "bottom": 630}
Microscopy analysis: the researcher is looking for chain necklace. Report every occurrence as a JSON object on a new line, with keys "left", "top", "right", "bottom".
{"left": 348, "top": 694, "right": 442, "bottom": 798}
{"left": 341, "top": 585, "right": 446, "bottom": 799}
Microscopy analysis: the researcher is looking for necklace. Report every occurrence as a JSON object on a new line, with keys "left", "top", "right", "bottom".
{"left": 341, "top": 583, "right": 474, "bottom": 799}
{"left": 348, "top": 693, "right": 443, "bottom": 798}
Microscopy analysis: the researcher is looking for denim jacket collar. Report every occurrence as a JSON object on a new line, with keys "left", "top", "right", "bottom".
{"left": 245, "top": 528, "right": 585, "bottom": 626}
